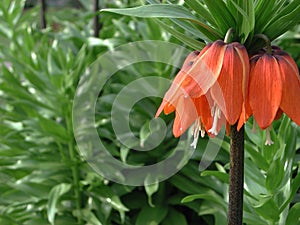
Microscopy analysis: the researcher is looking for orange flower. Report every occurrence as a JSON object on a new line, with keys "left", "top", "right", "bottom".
{"left": 248, "top": 46, "right": 300, "bottom": 141}
{"left": 156, "top": 40, "right": 249, "bottom": 146}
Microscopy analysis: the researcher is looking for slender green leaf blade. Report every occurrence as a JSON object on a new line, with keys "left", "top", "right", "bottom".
{"left": 286, "top": 203, "right": 300, "bottom": 225}
{"left": 135, "top": 205, "right": 168, "bottom": 225}
{"left": 184, "top": 0, "right": 217, "bottom": 27}
{"left": 47, "top": 183, "right": 71, "bottom": 225}
{"left": 202, "top": 0, "right": 235, "bottom": 34}
{"left": 101, "top": 5, "right": 197, "bottom": 20}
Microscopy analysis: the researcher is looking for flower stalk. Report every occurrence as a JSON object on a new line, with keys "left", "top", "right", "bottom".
{"left": 224, "top": 28, "right": 235, "bottom": 43}
{"left": 66, "top": 104, "right": 83, "bottom": 224}
{"left": 228, "top": 123, "right": 244, "bottom": 225}
{"left": 254, "top": 34, "right": 272, "bottom": 54}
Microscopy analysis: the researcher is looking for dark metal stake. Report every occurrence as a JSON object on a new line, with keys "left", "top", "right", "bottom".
{"left": 228, "top": 123, "right": 244, "bottom": 225}
{"left": 93, "top": 0, "right": 101, "bottom": 37}
{"left": 39, "top": 0, "right": 47, "bottom": 29}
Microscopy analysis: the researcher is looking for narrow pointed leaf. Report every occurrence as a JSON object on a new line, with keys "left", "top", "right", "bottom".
{"left": 227, "top": 0, "right": 255, "bottom": 42}
{"left": 286, "top": 203, "right": 300, "bottom": 225}
{"left": 155, "top": 19, "right": 206, "bottom": 50}
{"left": 265, "top": 4, "right": 300, "bottom": 40}
{"left": 101, "top": 4, "right": 198, "bottom": 20}
{"left": 202, "top": 0, "right": 235, "bottom": 34}
{"left": 47, "top": 183, "right": 71, "bottom": 224}
{"left": 184, "top": 0, "right": 217, "bottom": 27}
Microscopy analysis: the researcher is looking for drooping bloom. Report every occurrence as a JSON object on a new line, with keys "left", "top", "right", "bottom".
{"left": 156, "top": 40, "right": 249, "bottom": 145}
{"left": 248, "top": 46, "right": 300, "bottom": 144}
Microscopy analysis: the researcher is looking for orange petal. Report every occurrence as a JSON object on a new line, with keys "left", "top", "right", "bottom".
{"left": 249, "top": 54, "right": 282, "bottom": 129}
{"left": 237, "top": 102, "right": 252, "bottom": 130}
{"left": 196, "top": 91, "right": 226, "bottom": 136}
{"left": 210, "top": 43, "right": 244, "bottom": 124}
{"left": 172, "top": 96, "right": 198, "bottom": 137}
{"left": 234, "top": 43, "right": 250, "bottom": 103}
{"left": 170, "top": 41, "right": 226, "bottom": 98}
{"left": 236, "top": 44, "right": 251, "bottom": 130}
{"left": 155, "top": 98, "right": 176, "bottom": 118}
{"left": 155, "top": 99, "right": 167, "bottom": 118}
{"left": 163, "top": 102, "right": 176, "bottom": 115}
{"left": 196, "top": 93, "right": 213, "bottom": 133}
{"left": 160, "top": 51, "right": 201, "bottom": 112}
{"left": 278, "top": 55, "right": 300, "bottom": 126}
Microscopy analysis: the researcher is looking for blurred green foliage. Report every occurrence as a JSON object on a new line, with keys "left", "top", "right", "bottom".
{"left": 0, "top": 0, "right": 299, "bottom": 225}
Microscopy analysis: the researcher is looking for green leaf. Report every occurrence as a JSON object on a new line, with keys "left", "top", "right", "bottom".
{"left": 264, "top": 1, "right": 300, "bottom": 40}
{"left": 184, "top": 0, "right": 217, "bottom": 27}
{"left": 47, "top": 183, "right": 71, "bottom": 225}
{"left": 73, "top": 209, "right": 103, "bottom": 225}
{"left": 265, "top": 159, "right": 284, "bottom": 193}
{"left": 154, "top": 19, "right": 206, "bottom": 50}
{"left": 6, "top": 181, "right": 49, "bottom": 200}
{"left": 180, "top": 162, "right": 224, "bottom": 194}
{"left": 254, "top": 197, "right": 280, "bottom": 222}
{"left": 254, "top": 0, "right": 276, "bottom": 33}
{"left": 201, "top": 171, "right": 229, "bottom": 184}
{"left": 95, "top": 185, "right": 129, "bottom": 223}
{"left": 170, "top": 175, "right": 210, "bottom": 195}
{"left": 135, "top": 205, "right": 168, "bottom": 225}
{"left": 181, "top": 190, "right": 227, "bottom": 210}
{"left": 201, "top": 0, "right": 235, "bottom": 34}
{"left": 120, "top": 145, "right": 130, "bottom": 162}
{"left": 244, "top": 159, "right": 267, "bottom": 197}
{"left": 162, "top": 209, "right": 187, "bottom": 225}
{"left": 286, "top": 203, "right": 300, "bottom": 225}
{"left": 245, "top": 141, "right": 269, "bottom": 171}
{"left": 140, "top": 120, "right": 151, "bottom": 148}
{"left": 144, "top": 177, "right": 159, "bottom": 207}
{"left": 0, "top": 216, "right": 19, "bottom": 225}
{"left": 170, "top": 18, "right": 211, "bottom": 42}
{"left": 227, "top": 0, "right": 255, "bottom": 42}
{"left": 101, "top": 4, "right": 221, "bottom": 41}
{"left": 198, "top": 200, "right": 227, "bottom": 223}
{"left": 38, "top": 116, "right": 70, "bottom": 143}
{"left": 280, "top": 172, "right": 300, "bottom": 212}
{"left": 101, "top": 5, "right": 198, "bottom": 20}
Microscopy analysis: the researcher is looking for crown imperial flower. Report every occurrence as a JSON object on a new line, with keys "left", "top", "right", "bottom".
{"left": 156, "top": 40, "right": 249, "bottom": 146}
{"left": 248, "top": 46, "right": 300, "bottom": 132}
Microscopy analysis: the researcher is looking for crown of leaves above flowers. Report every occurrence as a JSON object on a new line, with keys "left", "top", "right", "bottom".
{"left": 102, "top": 0, "right": 300, "bottom": 52}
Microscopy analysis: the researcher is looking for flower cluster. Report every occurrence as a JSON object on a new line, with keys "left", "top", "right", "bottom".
{"left": 156, "top": 38, "right": 300, "bottom": 147}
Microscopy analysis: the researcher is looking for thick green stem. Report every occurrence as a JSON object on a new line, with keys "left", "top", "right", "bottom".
{"left": 228, "top": 124, "right": 244, "bottom": 225}
{"left": 68, "top": 143, "right": 82, "bottom": 224}
{"left": 66, "top": 105, "right": 82, "bottom": 224}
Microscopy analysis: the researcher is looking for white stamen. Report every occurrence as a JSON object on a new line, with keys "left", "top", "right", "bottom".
{"left": 265, "top": 127, "right": 274, "bottom": 146}
{"left": 190, "top": 129, "right": 199, "bottom": 149}
{"left": 200, "top": 123, "right": 206, "bottom": 138}
{"left": 190, "top": 119, "right": 205, "bottom": 149}
{"left": 208, "top": 105, "right": 221, "bottom": 135}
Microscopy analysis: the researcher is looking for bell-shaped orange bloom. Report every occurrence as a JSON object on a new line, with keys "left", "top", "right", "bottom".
{"left": 248, "top": 46, "right": 300, "bottom": 130}
{"left": 156, "top": 40, "right": 249, "bottom": 143}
